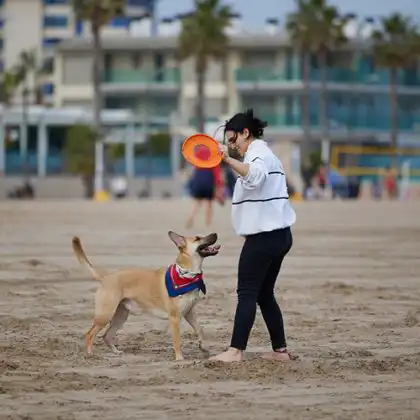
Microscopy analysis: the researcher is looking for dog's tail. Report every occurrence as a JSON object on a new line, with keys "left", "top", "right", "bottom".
{"left": 72, "top": 236, "right": 102, "bottom": 281}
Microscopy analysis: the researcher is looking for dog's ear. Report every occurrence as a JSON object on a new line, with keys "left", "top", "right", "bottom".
{"left": 168, "top": 231, "right": 186, "bottom": 249}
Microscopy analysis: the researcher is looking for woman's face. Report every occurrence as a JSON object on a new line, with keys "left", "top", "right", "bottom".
{"left": 225, "top": 128, "right": 251, "bottom": 156}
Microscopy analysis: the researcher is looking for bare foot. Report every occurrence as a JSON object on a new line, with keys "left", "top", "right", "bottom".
{"left": 261, "top": 350, "right": 291, "bottom": 361}
{"left": 209, "top": 347, "right": 244, "bottom": 362}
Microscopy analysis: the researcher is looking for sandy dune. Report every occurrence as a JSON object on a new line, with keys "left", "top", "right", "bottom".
{"left": 0, "top": 199, "right": 419, "bottom": 419}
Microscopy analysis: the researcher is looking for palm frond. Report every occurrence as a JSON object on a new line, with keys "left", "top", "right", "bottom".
{"left": 371, "top": 13, "right": 418, "bottom": 70}
{"left": 178, "top": 0, "right": 232, "bottom": 72}
{"left": 286, "top": 0, "right": 348, "bottom": 52}
{"left": 72, "top": 0, "right": 125, "bottom": 27}
{"left": 0, "top": 71, "right": 21, "bottom": 104}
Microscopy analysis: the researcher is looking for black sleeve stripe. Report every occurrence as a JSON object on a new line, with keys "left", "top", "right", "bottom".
{"left": 250, "top": 157, "right": 284, "bottom": 175}
{"left": 232, "top": 196, "right": 289, "bottom": 205}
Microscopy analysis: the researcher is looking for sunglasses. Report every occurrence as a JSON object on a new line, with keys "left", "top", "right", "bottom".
{"left": 226, "top": 132, "right": 238, "bottom": 144}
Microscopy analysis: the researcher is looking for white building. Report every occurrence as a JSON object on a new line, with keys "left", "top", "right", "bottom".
{"left": 0, "top": 0, "right": 155, "bottom": 104}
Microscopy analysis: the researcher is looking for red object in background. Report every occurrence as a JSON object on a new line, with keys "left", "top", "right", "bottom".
{"left": 318, "top": 166, "right": 327, "bottom": 188}
{"left": 384, "top": 171, "right": 397, "bottom": 196}
{"left": 212, "top": 164, "right": 223, "bottom": 187}
{"left": 212, "top": 164, "right": 225, "bottom": 205}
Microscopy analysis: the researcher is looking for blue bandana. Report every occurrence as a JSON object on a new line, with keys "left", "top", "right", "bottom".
{"left": 165, "top": 264, "right": 206, "bottom": 297}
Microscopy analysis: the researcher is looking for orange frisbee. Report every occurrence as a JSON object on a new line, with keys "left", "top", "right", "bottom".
{"left": 182, "top": 133, "right": 222, "bottom": 168}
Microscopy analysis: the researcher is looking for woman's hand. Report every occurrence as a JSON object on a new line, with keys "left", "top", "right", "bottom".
{"left": 218, "top": 143, "right": 250, "bottom": 178}
{"left": 218, "top": 144, "right": 230, "bottom": 161}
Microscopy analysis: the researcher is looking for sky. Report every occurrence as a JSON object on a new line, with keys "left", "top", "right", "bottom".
{"left": 156, "top": 0, "right": 419, "bottom": 30}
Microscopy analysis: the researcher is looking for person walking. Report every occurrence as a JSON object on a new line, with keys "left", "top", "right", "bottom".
{"left": 209, "top": 109, "right": 296, "bottom": 363}
{"left": 185, "top": 163, "right": 224, "bottom": 229}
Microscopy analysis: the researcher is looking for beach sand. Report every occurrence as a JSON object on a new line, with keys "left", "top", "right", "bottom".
{"left": 1, "top": 199, "right": 419, "bottom": 419}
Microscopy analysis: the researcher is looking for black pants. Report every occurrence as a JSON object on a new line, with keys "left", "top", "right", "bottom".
{"left": 230, "top": 227, "right": 293, "bottom": 351}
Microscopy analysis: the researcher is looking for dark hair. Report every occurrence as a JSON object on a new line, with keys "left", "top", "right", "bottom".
{"left": 224, "top": 108, "right": 267, "bottom": 138}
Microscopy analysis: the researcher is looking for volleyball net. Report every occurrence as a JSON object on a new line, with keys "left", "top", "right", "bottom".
{"left": 330, "top": 145, "right": 420, "bottom": 181}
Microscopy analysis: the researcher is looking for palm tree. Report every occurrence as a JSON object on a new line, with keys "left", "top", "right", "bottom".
{"left": 286, "top": 1, "right": 313, "bottom": 168}
{"left": 0, "top": 71, "right": 20, "bottom": 105}
{"left": 0, "top": 70, "right": 21, "bottom": 175}
{"left": 72, "top": 0, "right": 125, "bottom": 199}
{"left": 13, "top": 48, "right": 47, "bottom": 177}
{"left": 178, "top": 0, "right": 232, "bottom": 132}
{"left": 371, "top": 13, "right": 418, "bottom": 168}
{"left": 287, "top": 0, "right": 348, "bottom": 166}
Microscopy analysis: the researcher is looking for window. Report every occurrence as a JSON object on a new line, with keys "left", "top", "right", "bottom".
{"left": 43, "top": 83, "right": 55, "bottom": 95}
{"left": 43, "top": 0, "right": 68, "bottom": 5}
{"left": 75, "top": 20, "right": 83, "bottom": 36}
{"left": 42, "top": 57, "right": 54, "bottom": 74}
{"left": 43, "top": 38, "right": 61, "bottom": 48}
{"left": 44, "top": 15, "right": 68, "bottom": 27}
{"left": 110, "top": 17, "right": 129, "bottom": 28}
{"left": 127, "top": 0, "right": 155, "bottom": 7}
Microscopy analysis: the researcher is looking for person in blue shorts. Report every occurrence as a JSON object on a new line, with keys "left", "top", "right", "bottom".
{"left": 185, "top": 166, "right": 217, "bottom": 228}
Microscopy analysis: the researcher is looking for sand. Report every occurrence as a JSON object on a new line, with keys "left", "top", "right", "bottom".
{"left": 0, "top": 199, "right": 419, "bottom": 420}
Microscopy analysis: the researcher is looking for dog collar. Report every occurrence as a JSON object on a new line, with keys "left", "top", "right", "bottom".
{"left": 175, "top": 264, "right": 202, "bottom": 278}
{"left": 165, "top": 264, "right": 206, "bottom": 297}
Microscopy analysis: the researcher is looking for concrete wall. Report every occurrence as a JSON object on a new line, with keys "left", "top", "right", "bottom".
{"left": 0, "top": 176, "right": 181, "bottom": 200}
{"left": 3, "top": 0, "right": 43, "bottom": 103}
{"left": 3, "top": 0, "right": 43, "bottom": 68}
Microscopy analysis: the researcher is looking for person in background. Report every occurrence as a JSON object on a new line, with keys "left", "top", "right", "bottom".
{"left": 181, "top": 165, "right": 193, "bottom": 198}
{"left": 222, "top": 161, "right": 237, "bottom": 198}
{"left": 300, "top": 158, "right": 313, "bottom": 199}
{"left": 110, "top": 175, "right": 128, "bottom": 199}
{"left": 317, "top": 161, "right": 328, "bottom": 196}
{"left": 185, "top": 163, "right": 224, "bottom": 228}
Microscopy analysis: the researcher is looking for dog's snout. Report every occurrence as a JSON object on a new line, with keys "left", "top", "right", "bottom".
{"left": 206, "top": 233, "right": 217, "bottom": 243}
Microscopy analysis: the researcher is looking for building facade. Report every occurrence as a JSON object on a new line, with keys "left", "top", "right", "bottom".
{"left": 2, "top": 20, "right": 420, "bottom": 196}
{"left": 0, "top": 0, "right": 155, "bottom": 104}
{"left": 54, "top": 31, "right": 420, "bottom": 137}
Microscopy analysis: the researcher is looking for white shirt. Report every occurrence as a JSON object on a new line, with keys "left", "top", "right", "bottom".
{"left": 231, "top": 139, "right": 296, "bottom": 236}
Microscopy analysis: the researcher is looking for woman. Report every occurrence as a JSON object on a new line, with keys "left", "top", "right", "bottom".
{"left": 185, "top": 163, "right": 224, "bottom": 229}
{"left": 209, "top": 109, "right": 296, "bottom": 363}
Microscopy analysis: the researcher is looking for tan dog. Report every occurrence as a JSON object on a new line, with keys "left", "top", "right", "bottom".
{"left": 71, "top": 231, "right": 220, "bottom": 360}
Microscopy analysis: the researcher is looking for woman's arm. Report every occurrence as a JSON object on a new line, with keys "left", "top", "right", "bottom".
{"left": 223, "top": 156, "right": 267, "bottom": 189}
{"left": 223, "top": 156, "right": 249, "bottom": 177}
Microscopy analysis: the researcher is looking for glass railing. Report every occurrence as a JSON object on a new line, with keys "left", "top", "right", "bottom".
{"left": 236, "top": 67, "right": 420, "bottom": 87}
{"left": 236, "top": 68, "right": 300, "bottom": 82}
{"left": 258, "top": 113, "right": 420, "bottom": 130}
{"left": 102, "top": 68, "right": 181, "bottom": 84}
{"left": 4, "top": 152, "right": 38, "bottom": 175}
{"left": 4, "top": 151, "right": 172, "bottom": 177}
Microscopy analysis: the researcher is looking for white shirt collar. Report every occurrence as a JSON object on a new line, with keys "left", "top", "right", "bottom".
{"left": 244, "top": 139, "right": 265, "bottom": 159}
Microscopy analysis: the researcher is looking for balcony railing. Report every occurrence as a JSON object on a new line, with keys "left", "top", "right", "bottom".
{"left": 236, "top": 67, "right": 420, "bottom": 87}
{"left": 258, "top": 113, "right": 420, "bottom": 130}
{"left": 102, "top": 68, "right": 181, "bottom": 84}
{"left": 236, "top": 68, "right": 300, "bottom": 82}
